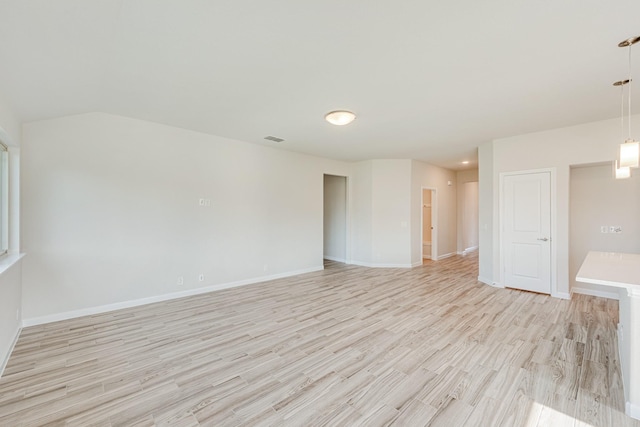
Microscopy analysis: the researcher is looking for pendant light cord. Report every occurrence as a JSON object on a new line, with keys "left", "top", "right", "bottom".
{"left": 629, "top": 45, "right": 633, "bottom": 139}
{"left": 621, "top": 83, "right": 625, "bottom": 143}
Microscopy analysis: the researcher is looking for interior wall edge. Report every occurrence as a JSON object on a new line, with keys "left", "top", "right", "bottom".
{"left": 0, "top": 326, "right": 20, "bottom": 379}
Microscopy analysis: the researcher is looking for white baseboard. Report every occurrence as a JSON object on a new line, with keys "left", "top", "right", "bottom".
{"left": 627, "top": 401, "right": 640, "bottom": 420}
{"left": 0, "top": 326, "right": 21, "bottom": 378}
{"left": 323, "top": 255, "right": 346, "bottom": 263}
{"left": 436, "top": 252, "right": 455, "bottom": 260}
{"left": 22, "top": 266, "right": 324, "bottom": 327}
{"left": 457, "top": 247, "right": 478, "bottom": 256}
{"left": 552, "top": 292, "right": 571, "bottom": 300}
{"left": 488, "top": 280, "right": 504, "bottom": 288}
{"left": 350, "top": 260, "right": 413, "bottom": 268}
{"left": 477, "top": 276, "right": 494, "bottom": 286}
{"left": 411, "top": 261, "right": 423, "bottom": 268}
{"left": 571, "top": 286, "right": 619, "bottom": 300}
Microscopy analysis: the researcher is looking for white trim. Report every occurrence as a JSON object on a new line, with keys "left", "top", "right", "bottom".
{"left": 0, "top": 146, "right": 7, "bottom": 254}
{"left": 0, "top": 253, "right": 24, "bottom": 277}
{"left": 499, "top": 168, "right": 557, "bottom": 297}
{"left": 457, "top": 247, "right": 479, "bottom": 256}
{"left": 436, "top": 252, "right": 455, "bottom": 260}
{"left": 627, "top": 401, "right": 640, "bottom": 420}
{"left": 323, "top": 255, "right": 346, "bottom": 263}
{"left": 571, "top": 286, "right": 619, "bottom": 301}
{"left": 8, "top": 147, "right": 20, "bottom": 254}
{"left": 477, "top": 276, "right": 493, "bottom": 286}
{"left": 420, "top": 187, "right": 437, "bottom": 263}
{"left": 552, "top": 292, "right": 571, "bottom": 300}
{"left": 22, "top": 266, "right": 324, "bottom": 327}
{"left": 411, "top": 261, "right": 423, "bottom": 268}
{"left": 323, "top": 172, "right": 351, "bottom": 267}
{"left": 618, "top": 323, "right": 627, "bottom": 406}
{"left": 478, "top": 276, "right": 504, "bottom": 288}
{"left": 350, "top": 260, "right": 413, "bottom": 268}
{"left": 0, "top": 325, "right": 21, "bottom": 378}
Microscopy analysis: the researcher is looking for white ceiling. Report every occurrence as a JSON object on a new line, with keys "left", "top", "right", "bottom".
{"left": 1, "top": 0, "right": 639, "bottom": 170}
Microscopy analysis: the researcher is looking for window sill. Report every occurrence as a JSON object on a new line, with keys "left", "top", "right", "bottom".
{"left": 0, "top": 253, "right": 25, "bottom": 277}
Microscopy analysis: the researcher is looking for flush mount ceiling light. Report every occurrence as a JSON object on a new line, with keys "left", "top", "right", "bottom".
{"left": 325, "top": 110, "right": 356, "bottom": 126}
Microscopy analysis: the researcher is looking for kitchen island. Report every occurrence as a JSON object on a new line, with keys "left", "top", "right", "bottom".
{"left": 576, "top": 251, "right": 640, "bottom": 420}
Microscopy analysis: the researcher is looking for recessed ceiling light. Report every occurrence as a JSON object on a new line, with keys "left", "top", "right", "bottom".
{"left": 462, "top": 161, "right": 469, "bottom": 165}
{"left": 325, "top": 110, "right": 356, "bottom": 126}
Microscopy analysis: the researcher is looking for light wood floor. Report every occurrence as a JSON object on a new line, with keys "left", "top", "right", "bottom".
{"left": 1, "top": 253, "right": 638, "bottom": 426}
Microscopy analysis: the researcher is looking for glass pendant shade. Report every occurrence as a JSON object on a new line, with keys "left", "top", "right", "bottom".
{"left": 615, "top": 161, "right": 631, "bottom": 179}
{"left": 619, "top": 139, "right": 640, "bottom": 168}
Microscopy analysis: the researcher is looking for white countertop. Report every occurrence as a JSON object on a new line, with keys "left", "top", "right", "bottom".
{"left": 576, "top": 251, "right": 640, "bottom": 295}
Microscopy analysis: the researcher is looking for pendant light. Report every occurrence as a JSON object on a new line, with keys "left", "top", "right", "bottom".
{"left": 614, "top": 79, "right": 632, "bottom": 179}
{"left": 615, "top": 163, "right": 631, "bottom": 179}
{"left": 618, "top": 36, "right": 640, "bottom": 169}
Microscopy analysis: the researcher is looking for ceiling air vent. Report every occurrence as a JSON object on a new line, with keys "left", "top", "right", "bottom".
{"left": 264, "top": 136, "right": 285, "bottom": 143}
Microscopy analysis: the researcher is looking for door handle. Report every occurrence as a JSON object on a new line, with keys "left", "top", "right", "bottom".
{"left": 537, "top": 237, "right": 549, "bottom": 241}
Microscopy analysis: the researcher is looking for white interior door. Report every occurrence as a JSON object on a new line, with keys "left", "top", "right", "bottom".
{"left": 503, "top": 172, "right": 551, "bottom": 294}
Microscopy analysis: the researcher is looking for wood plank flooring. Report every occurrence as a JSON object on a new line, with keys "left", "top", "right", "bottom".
{"left": 1, "top": 252, "right": 638, "bottom": 426}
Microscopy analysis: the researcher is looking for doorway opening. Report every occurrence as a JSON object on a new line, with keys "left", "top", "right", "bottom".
{"left": 461, "top": 181, "right": 479, "bottom": 254}
{"left": 421, "top": 188, "right": 437, "bottom": 262}
{"left": 323, "top": 174, "right": 347, "bottom": 264}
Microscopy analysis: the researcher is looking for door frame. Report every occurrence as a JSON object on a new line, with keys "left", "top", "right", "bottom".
{"left": 322, "top": 173, "right": 350, "bottom": 264}
{"left": 499, "top": 168, "right": 558, "bottom": 297}
{"left": 421, "top": 187, "right": 437, "bottom": 261}
{"left": 461, "top": 181, "right": 479, "bottom": 254}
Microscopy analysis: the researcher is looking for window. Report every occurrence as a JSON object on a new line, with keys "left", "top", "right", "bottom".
{"left": 0, "top": 142, "right": 8, "bottom": 255}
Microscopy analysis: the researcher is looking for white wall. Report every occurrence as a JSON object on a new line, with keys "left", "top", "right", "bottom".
{"left": 411, "top": 160, "right": 457, "bottom": 264}
{"left": 323, "top": 174, "right": 347, "bottom": 262}
{"left": 371, "top": 159, "right": 412, "bottom": 267}
{"left": 462, "top": 182, "right": 479, "bottom": 252}
{"left": 351, "top": 161, "right": 373, "bottom": 265}
{"left": 349, "top": 159, "right": 414, "bottom": 267}
{"left": 0, "top": 91, "right": 21, "bottom": 146}
{"left": 570, "top": 164, "right": 640, "bottom": 298}
{"left": 478, "top": 142, "right": 494, "bottom": 285}
{"left": 21, "top": 112, "right": 352, "bottom": 321}
{"left": 481, "top": 113, "right": 640, "bottom": 297}
{"left": 456, "top": 169, "right": 479, "bottom": 253}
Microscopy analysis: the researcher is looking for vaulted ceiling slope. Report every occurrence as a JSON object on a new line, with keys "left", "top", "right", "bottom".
{"left": 0, "top": 0, "right": 639, "bottom": 169}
